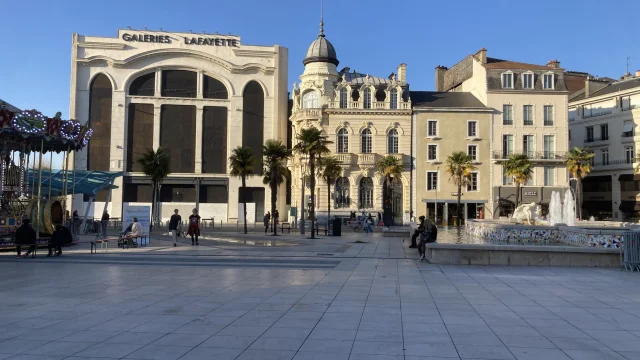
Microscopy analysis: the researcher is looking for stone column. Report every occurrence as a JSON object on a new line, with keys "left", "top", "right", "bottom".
{"left": 154, "top": 69, "right": 162, "bottom": 97}
{"left": 152, "top": 105, "right": 161, "bottom": 151}
{"left": 195, "top": 106, "right": 203, "bottom": 173}
{"left": 197, "top": 71, "right": 204, "bottom": 99}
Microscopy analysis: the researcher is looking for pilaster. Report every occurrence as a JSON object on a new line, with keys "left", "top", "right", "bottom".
{"left": 154, "top": 69, "right": 162, "bottom": 97}
{"left": 152, "top": 105, "right": 161, "bottom": 151}
{"left": 195, "top": 106, "right": 203, "bottom": 173}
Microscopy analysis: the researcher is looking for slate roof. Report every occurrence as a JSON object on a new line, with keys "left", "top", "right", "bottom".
{"left": 411, "top": 91, "right": 487, "bottom": 108}
{"left": 483, "top": 57, "right": 558, "bottom": 70}
{"left": 303, "top": 35, "right": 338, "bottom": 66}
{"left": 571, "top": 77, "right": 640, "bottom": 102}
{"left": 485, "top": 69, "right": 568, "bottom": 92}
{"left": 0, "top": 99, "right": 20, "bottom": 112}
{"left": 338, "top": 70, "right": 397, "bottom": 87}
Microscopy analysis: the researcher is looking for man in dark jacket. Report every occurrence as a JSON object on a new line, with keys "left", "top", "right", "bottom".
{"left": 418, "top": 218, "right": 436, "bottom": 260}
{"left": 16, "top": 219, "right": 37, "bottom": 258}
{"left": 263, "top": 212, "right": 271, "bottom": 233}
{"left": 168, "top": 209, "right": 182, "bottom": 247}
{"left": 48, "top": 225, "right": 72, "bottom": 257}
{"left": 101, "top": 211, "right": 110, "bottom": 236}
{"left": 410, "top": 216, "right": 425, "bottom": 248}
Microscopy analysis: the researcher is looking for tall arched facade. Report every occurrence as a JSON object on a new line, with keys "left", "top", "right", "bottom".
{"left": 70, "top": 29, "right": 289, "bottom": 223}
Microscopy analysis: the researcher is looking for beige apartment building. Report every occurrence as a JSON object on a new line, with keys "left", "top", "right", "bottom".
{"left": 412, "top": 92, "right": 493, "bottom": 224}
{"left": 433, "top": 49, "right": 570, "bottom": 218}
{"left": 568, "top": 72, "right": 640, "bottom": 221}
{"left": 289, "top": 20, "right": 412, "bottom": 225}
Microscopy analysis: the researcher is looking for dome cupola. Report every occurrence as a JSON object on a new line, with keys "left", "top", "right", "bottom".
{"left": 302, "top": 17, "right": 338, "bottom": 66}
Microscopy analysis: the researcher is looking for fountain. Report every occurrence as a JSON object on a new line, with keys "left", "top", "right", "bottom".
{"left": 563, "top": 189, "right": 576, "bottom": 227}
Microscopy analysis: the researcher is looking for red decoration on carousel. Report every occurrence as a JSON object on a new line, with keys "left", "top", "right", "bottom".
{"left": 45, "top": 118, "right": 63, "bottom": 136}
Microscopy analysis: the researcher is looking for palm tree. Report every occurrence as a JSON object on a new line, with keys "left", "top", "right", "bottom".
{"left": 565, "top": 146, "right": 595, "bottom": 220}
{"left": 137, "top": 147, "right": 170, "bottom": 231}
{"left": 293, "top": 127, "right": 331, "bottom": 238}
{"left": 376, "top": 155, "right": 403, "bottom": 226}
{"left": 503, "top": 153, "right": 533, "bottom": 209}
{"left": 263, "top": 140, "right": 292, "bottom": 236}
{"left": 229, "top": 146, "right": 255, "bottom": 234}
{"left": 319, "top": 156, "right": 343, "bottom": 225}
{"left": 444, "top": 151, "right": 476, "bottom": 225}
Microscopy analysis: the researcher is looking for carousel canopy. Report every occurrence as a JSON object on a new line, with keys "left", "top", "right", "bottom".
{"left": 27, "top": 170, "right": 123, "bottom": 196}
{"left": 0, "top": 107, "right": 93, "bottom": 153}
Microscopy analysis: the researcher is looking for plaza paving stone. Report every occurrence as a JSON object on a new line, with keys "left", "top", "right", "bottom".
{"left": 0, "top": 232, "right": 639, "bottom": 359}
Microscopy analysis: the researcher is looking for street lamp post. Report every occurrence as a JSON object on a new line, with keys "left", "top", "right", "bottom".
{"left": 299, "top": 159, "right": 308, "bottom": 235}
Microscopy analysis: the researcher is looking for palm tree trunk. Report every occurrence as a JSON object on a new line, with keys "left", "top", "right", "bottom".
{"left": 150, "top": 180, "right": 157, "bottom": 232}
{"left": 457, "top": 178, "right": 462, "bottom": 226}
{"left": 515, "top": 182, "right": 520, "bottom": 209}
{"left": 309, "top": 154, "right": 316, "bottom": 239}
{"left": 327, "top": 180, "right": 331, "bottom": 227}
{"left": 271, "top": 168, "right": 277, "bottom": 236}
{"left": 576, "top": 178, "right": 583, "bottom": 220}
{"left": 241, "top": 175, "right": 248, "bottom": 234}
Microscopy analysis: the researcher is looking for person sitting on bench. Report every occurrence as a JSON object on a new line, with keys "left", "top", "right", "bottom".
{"left": 123, "top": 218, "right": 141, "bottom": 247}
{"left": 16, "top": 219, "right": 37, "bottom": 258}
{"left": 48, "top": 225, "right": 71, "bottom": 257}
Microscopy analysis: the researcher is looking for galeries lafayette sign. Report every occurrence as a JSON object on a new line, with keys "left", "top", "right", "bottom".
{"left": 122, "top": 33, "right": 239, "bottom": 47}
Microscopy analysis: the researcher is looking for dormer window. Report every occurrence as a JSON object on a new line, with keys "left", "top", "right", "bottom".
{"left": 543, "top": 73, "right": 555, "bottom": 90}
{"left": 390, "top": 89, "right": 398, "bottom": 109}
{"left": 502, "top": 72, "right": 514, "bottom": 89}
{"left": 363, "top": 88, "right": 372, "bottom": 109}
{"left": 522, "top": 72, "right": 534, "bottom": 89}
{"left": 339, "top": 88, "right": 347, "bottom": 108}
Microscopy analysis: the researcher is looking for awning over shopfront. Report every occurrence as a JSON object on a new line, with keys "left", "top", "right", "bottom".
{"left": 421, "top": 199, "right": 487, "bottom": 204}
{"left": 27, "top": 170, "right": 123, "bottom": 196}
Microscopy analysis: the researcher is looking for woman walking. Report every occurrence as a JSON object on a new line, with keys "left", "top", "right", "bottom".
{"left": 187, "top": 208, "right": 201, "bottom": 245}
{"left": 169, "top": 209, "right": 182, "bottom": 247}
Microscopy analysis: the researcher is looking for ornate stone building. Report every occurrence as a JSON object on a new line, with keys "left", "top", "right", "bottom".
{"left": 289, "top": 20, "right": 412, "bottom": 224}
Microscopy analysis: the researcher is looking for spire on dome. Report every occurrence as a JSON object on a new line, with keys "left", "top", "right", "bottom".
{"left": 319, "top": 0, "right": 325, "bottom": 37}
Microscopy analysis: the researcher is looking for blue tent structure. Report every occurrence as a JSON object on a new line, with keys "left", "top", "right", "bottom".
{"left": 26, "top": 170, "right": 123, "bottom": 197}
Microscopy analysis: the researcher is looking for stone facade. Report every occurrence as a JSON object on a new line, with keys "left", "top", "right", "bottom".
{"left": 70, "top": 29, "right": 288, "bottom": 222}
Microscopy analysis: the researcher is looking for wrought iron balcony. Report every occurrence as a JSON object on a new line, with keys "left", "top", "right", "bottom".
{"left": 593, "top": 158, "right": 637, "bottom": 167}
{"left": 584, "top": 136, "right": 609, "bottom": 143}
{"left": 492, "top": 151, "right": 567, "bottom": 160}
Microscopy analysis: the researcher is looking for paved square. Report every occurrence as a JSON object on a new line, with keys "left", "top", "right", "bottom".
{"left": 0, "top": 238, "right": 639, "bottom": 359}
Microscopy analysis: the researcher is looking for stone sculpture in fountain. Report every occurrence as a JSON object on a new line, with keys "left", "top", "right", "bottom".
{"left": 511, "top": 190, "right": 576, "bottom": 226}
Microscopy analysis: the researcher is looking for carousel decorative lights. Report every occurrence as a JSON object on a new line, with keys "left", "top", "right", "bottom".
{"left": 0, "top": 105, "right": 93, "bottom": 238}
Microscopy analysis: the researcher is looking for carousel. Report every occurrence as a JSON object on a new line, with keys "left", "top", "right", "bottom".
{"left": 0, "top": 104, "right": 93, "bottom": 239}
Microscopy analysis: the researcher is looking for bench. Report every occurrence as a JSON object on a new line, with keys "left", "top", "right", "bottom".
{"left": 280, "top": 222, "right": 292, "bottom": 233}
{"left": 0, "top": 240, "right": 50, "bottom": 257}
{"left": 315, "top": 222, "right": 328, "bottom": 236}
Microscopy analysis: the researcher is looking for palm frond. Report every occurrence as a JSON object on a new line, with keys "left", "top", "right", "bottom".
{"left": 229, "top": 146, "right": 255, "bottom": 178}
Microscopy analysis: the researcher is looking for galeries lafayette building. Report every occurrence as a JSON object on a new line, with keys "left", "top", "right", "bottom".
{"left": 70, "top": 29, "right": 289, "bottom": 222}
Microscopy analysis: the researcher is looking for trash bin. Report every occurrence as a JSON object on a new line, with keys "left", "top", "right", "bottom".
{"left": 332, "top": 218, "right": 342, "bottom": 236}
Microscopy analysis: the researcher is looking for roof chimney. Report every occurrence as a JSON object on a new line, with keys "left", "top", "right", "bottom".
{"left": 584, "top": 76, "right": 609, "bottom": 98}
{"left": 636, "top": 70, "right": 640, "bottom": 78}
{"left": 397, "top": 63, "right": 407, "bottom": 84}
{"left": 474, "top": 48, "right": 487, "bottom": 64}
{"left": 435, "top": 65, "right": 447, "bottom": 92}
{"left": 547, "top": 59, "right": 560, "bottom": 69}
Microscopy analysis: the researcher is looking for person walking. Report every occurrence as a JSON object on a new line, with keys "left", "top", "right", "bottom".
{"left": 365, "top": 213, "right": 374, "bottom": 233}
{"left": 187, "top": 208, "right": 201, "bottom": 245}
{"left": 72, "top": 210, "right": 80, "bottom": 235}
{"left": 410, "top": 216, "right": 425, "bottom": 249}
{"left": 169, "top": 209, "right": 182, "bottom": 247}
{"left": 101, "top": 211, "right": 110, "bottom": 236}
{"left": 16, "top": 219, "right": 37, "bottom": 258}
{"left": 273, "top": 210, "right": 279, "bottom": 228}
{"left": 264, "top": 212, "right": 271, "bottom": 233}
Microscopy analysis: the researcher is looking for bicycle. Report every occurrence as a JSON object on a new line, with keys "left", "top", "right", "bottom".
{"left": 348, "top": 220, "right": 364, "bottom": 232}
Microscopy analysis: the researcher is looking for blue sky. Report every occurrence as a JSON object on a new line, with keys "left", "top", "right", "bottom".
{"left": 1, "top": 0, "right": 639, "bottom": 167}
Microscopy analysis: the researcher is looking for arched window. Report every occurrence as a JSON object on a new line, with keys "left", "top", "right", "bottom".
{"left": 361, "top": 128, "right": 372, "bottom": 153}
{"left": 359, "top": 177, "right": 374, "bottom": 209}
{"left": 128, "top": 72, "right": 155, "bottom": 96}
{"left": 203, "top": 75, "right": 228, "bottom": 99}
{"left": 88, "top": 74, "right": 112, "bottom": 171}
{"left": 363, "top": 88, "right": 372, "bottom": 109}
{"left": 337, "top": 128, "right": 349, "bottom": 153}
{"left": 387, "top": 129, "right": 399, "bottom": 154}
{"left": 243, "top": 81, "right": 264, "bottom": 174}
{"left": 335, "top": 177, "right": 350, "bottom": 209}
{"left": 302, "top": 90, "right": 319, "bottom": 109}
{"left": 390, "top": 89, "right": 398, "bottom": 109}
{"left": 339, "top": 88, "right": 347, "bottom": 108}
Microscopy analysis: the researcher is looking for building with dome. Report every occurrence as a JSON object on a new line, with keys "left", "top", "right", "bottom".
{"left": 290, "top": 18, "right": 413, "bottom": 225}
{"left": 69, "top": 29, "right": 289, "bottom": 223}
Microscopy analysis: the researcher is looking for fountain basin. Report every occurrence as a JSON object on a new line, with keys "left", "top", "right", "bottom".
{"left": 425, "top": 243, "right": 620, "bottom": 267}
{"left": 466, "top": 219, "right": 630, "bottom": 248}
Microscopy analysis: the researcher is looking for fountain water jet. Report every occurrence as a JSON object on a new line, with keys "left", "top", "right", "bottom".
{"left": 548, "top": 191, "right": 563, "bottom": 225}
{"left": 563, "top": 189, "right": 576, "bottom": 226}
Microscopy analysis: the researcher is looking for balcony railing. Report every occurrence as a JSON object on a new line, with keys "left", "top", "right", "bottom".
{"left": 291, "top": 108, "right": 322, "bottom": 122}
{"left": 335, "top": 153, "right": 354, "bottom": 165}
{"left": 622, "top": 132, "right": 634, "bottom": 138}
{"left": 593, "top": 158, "right": 637, "bottom": 167}
{"left": 358, "top": 153, "right": 377, "bottom": 165}
{"left": 584, "top": 109, "right": 613, "bottom": 119}
{"left": 584, "top": 136, "right": 609, "bottom": 143}
{"left": 622, "top": 105, "right": 638, "bottom": 112}
{"left": 327, "top": 100, "right": 411, "bottom": 110}
{"left": 492, "top": 151, "right": 567, "bottom": 160}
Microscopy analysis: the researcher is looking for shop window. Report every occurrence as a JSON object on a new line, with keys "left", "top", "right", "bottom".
{"left": 203, "top": 75, "right": 228, "bottom": 99}
{"left": 88, "top": 74, "right": 112, "bottom": 171}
